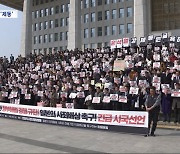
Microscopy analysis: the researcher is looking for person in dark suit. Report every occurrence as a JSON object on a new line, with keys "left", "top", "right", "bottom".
{"left": 172, "top": 83, "right": 180, "bottom": 124}
{"left": 85, "top": 85, "right": 95, "bottom": 110}
{"left": 161, "top": 68, "right": 172, "bottom": 84}
{"left": 102, "top": 88, "right": 110, "bottom": 110}
{"left": 111, "top": 86, "right": 120, "bottom": 110}
{"left": 144, "top": 86, "right": 161, "bottom": 137}
{"left": 119, "top": 85, "right": 132, "bottom": 111}
{"left": 171, "top": 71, "right": 180, "bottom": 89}
{"left": 161, "top": 88, "right": 172, "bottom": 122}
{"left": 94, "top": 87, "right": 103, "bottom": 110}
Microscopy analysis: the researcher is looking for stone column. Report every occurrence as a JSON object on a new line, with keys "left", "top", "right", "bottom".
{"left": 68, "top": 0, "right": 81, "bottom": 50}
{"left": 20, "top": 0, "right": 32, "bottom": 57}
{"left": 134, "top": 0, "right": 151, "bottom": 43}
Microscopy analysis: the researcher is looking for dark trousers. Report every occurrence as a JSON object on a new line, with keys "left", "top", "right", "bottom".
{"left": 148, "top": 107, "right": 160, "bottom": 135}
{"left": 174, "top": 108, "right": 180, "bottom": 123}
{"left": 122, "top": 102, "right": 130, "bottom": 111}
{"left": 77, "top": 99, "right": 85, "bottom": 109}
{"left": 112, "top": 101, "right": 118, "bottom": 110}
{"left": 94, "top": 103, "right": 103, "bottom": 110}
{"left": 163, "top": 113, "right": 171, "bottom": 122}
{"left": 102, "top": 103, "right": 110, "bottom": 110}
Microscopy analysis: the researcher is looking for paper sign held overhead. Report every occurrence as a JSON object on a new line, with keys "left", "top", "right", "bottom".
{"left": 117, "top": 39, "right": 123, "bottom": 48}
{"left": 123, "top": 38, "right": 130, "bottom": 47}
{"left": 113, "top": 60, "right": 125, "bottom": 71}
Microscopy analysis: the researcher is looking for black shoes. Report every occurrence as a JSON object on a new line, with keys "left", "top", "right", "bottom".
{"left": 150, "top": 133, "right": 156, "bottom": 137}
{"left": 144, "top": 134, "right": 150, "bottom": 137}
{"left": 144, "top": 133, "right": 156, "bottom": 137}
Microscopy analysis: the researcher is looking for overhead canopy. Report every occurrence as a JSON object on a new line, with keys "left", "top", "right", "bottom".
{"left": 0, "top": 0, "right": 24, "bottom": 11}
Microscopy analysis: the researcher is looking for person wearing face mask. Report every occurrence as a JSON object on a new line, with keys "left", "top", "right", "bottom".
{"left": 144, "top": 86, "right": 161, "bottom": 137}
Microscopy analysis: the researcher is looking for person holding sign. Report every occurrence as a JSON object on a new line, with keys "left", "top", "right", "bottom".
{"left": 0, "top": 87, "right": 4, "bottom": 102}
{"left": 50, "top": 87, "right": 58, "bottom": 107}
{"left": 2, "top": 86, "right": 10, "bottom": 103}
{"left": 161, "top": 68, "right": 172, "bottom": 84}
{"left": 171, "top": 70, "right": 180, "bottom": 89}
{"left": 77, "top": 87, "right": 85, "bottom": 109}
{"left": 94, "top": 87, "right": 103, "bottom": 110}
{"left": 9, "top": 86, "right": 19, "bottom": 104}
{"left": 85, "top": 85, "right": 95, "bottom": 110}
{"left": 23, "top": 88, "right": 33, "bottom": 106}
{"left": 110, "top": 86, "right": 120, "bottom": 110}
{"left": 69, "top": 85, "right": 78, "bottom": 108}
{"left": 102, "top": 88, "right": 110, "bottom": 110}
{"left": 144, "top": 86, "right": 161, "bottom": 137}
{"left": 119, "top": 85, "right": 131, "bottom": 111}
{"left": 60, "top": 97, "right": 67, "bottom": 108}
{"left": 0, "top": 87, "right": 8, "bottom": 103}
{"left": 172, "top": 83, "right": 180, "bottom": 124}
{"left": 42, "top": 94, "right": 50, "bottom": 107}
{"left": 129, "top": 87, "right": 139, "bottom": 111}
{"left": 169, "top": 53, "right": 178, "bottom": 63}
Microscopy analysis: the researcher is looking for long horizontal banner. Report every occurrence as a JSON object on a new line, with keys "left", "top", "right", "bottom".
{"left": 0, "top": 102, "right": 148, "bottom": 134}
{"left": 111, "top": 33, "right": 180, "bottom": 49}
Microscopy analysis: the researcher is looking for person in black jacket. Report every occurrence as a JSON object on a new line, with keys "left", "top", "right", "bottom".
{"left": 120, "top": 85, "right": 132, "bottom": 111}
{"left": 85, "top": 85, "right": 95, "bottom": 110}
{"left": 161, "top": 68, "right": 172, "bottom": 84}
{"left": 144, "top": 86, "right": 161, "bottom": 137}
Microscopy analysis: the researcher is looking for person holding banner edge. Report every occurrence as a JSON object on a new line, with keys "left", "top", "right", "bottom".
{"left": 144, "top": 86, "right": 161, "bottom": 137}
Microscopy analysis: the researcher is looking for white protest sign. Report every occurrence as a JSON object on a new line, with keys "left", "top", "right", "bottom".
{"left": 92, "top": 97, "right": 101, "bottom": 104}
{"left": 56, "top": 104, "right": 63, "bottom": 108}
{"left": 66, "top": 103, "right": 74, "bottom": 109}
{"left": 69, "top": 93, "right": 77, "bottom": 99}
{"left": 123, "top": 38, "right": 130, "bottom": 47}
{"left": 171, "top": 90, "right": 180, "bottom": 97}
{"left": 110, "top": 40, "right": 117, "bottom": 49}
{"left": 110, "top": 94, "right": 119, "bottom": 101}
{"left": 102, "top": 96, "right": 110, "bottom": 103}
{"left": 129, "top": 87, "right": 139, "bottom": 95}
{"left": 119, "top": 96, "right": 127, "bottom": 103}
{"left": 116, "top": 39, "right": 123, "bottom": 48}
{"left": 153, "top": 62, "right": 160, "bottom": 68}
{"left": 25, "top": 94, "right": 31, "bottom": 100}
{"left": 77, "top": 92, "right": 85, "bottom": 98}
{"left": 2, "top": 92, "right": 8, "bottom": 97}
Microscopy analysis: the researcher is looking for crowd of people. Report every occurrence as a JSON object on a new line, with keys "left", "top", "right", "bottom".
{"left": 0, "top": 41, "right": 180, "bottom": 124}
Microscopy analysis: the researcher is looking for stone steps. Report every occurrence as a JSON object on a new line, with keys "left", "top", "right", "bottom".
{"left": 157, "top": 121, "right": 180, "bottom": 130}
